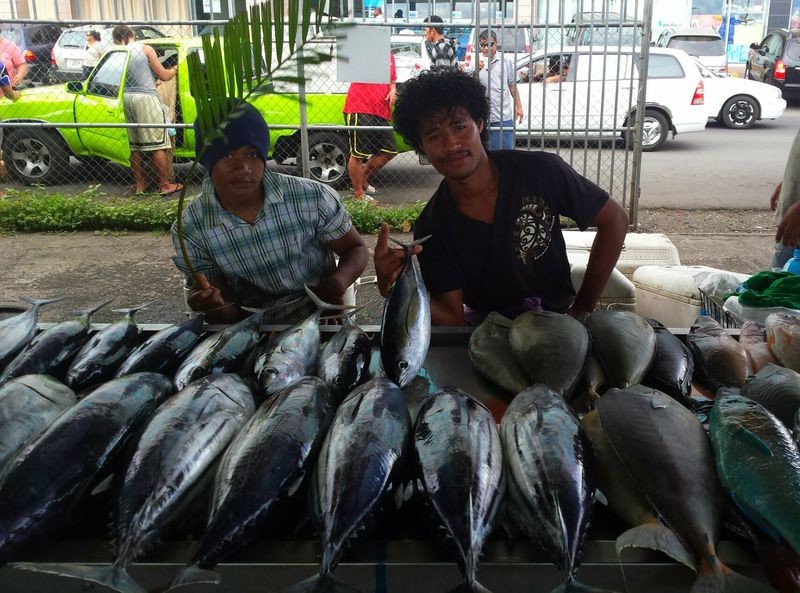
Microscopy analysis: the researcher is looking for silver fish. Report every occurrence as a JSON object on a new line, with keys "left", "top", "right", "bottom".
{"left": 114, "top": 314, "right": 205, "bottom": 378}
{"left": 468, "top": 312, "right": 530, "bottom": 395}
{"left": 316, "top": 314, "right": 372, "bottom": 404}
{"left": 380, "top": 237, "right": 431, "bottom": 388}
{"left": 509, "top": 310, "right": 589, "bottom": 398}
{"left": 414, "top": 387, "right": 504, "bottom": 593}
{"left": 15, "top": 373, "right": 255, "bottom": 593}
{"left": 0, "top": 375, "right": 76, "bottom": 470}
{"left": 586, "top": 310, "right": 656, "bottom": 389}
{"left": 0, "top": 297, "right": 64, "bottom": 371}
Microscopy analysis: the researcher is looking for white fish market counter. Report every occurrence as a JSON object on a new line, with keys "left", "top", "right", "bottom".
{"left": 0, "top": 325, "right": 770, "bottom": 593}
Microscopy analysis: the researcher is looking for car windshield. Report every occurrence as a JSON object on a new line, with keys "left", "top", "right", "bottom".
{"left": 59, "top": 30, "right": 87, "bottom": 48}
{"left": 667, "top": 36, "right": 725, "bottom": 56}
{"left": 391, "top": 38, "right": 421, "bottom": 58}
{"left": 576, "top": 23, "right": 642, "bottom": 47}
{"left": 479, "top": 27, "right": 529, "bottom": 53}
{"left": 0, "top": 29, "right": 23, "bottom": 45}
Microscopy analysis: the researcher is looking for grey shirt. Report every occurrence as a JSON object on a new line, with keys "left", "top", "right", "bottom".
{"left": 775, "top": 127, "right": 800, "bottom": 224}
{"left": 124, "top": 42, "right": 157, "bottom": 95}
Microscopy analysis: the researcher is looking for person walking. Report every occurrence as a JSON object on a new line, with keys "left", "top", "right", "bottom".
{"left": 770, "top": 127, "right": 800, "bottom": 268}
{"left": 112, "top": 25, "right": 182, "bottom": 197}
{"left": 342, "top": 53, "right": 398, "bottom": 203}
{"left": 469, "top": 28, "right": 523, "bottom": 150}
{"left": 82, "top": 30, "right": 103, "bottom": 79}
{"left": 0, "top": 33, "right": 28, "bottom": 88}
{"left": 419, "top": 15, "right": 458, "bottom": 72}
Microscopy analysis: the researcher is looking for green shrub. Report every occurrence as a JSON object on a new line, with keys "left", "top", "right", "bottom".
{"left": 0, "top": 187, "right": 427, "bottom": 234}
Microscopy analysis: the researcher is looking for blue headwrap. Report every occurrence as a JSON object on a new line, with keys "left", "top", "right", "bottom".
{"left": 194, "top": 101, "right": 270, "bottom": 173}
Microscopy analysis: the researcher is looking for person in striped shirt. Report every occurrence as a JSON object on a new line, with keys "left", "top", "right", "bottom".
{"left": 172, "top": 102, "right": 368, "bottom": 324}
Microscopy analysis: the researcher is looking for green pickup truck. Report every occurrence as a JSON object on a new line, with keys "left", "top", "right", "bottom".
{"left": 0, "top": 36, "right": 407, "bottom": 187}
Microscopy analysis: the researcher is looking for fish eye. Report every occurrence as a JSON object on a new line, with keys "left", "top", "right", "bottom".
{"left": 266, "top": 368, "right": 279, "bottom": 376}
{"left": 398, "top": 361, "right": 409, "bottom": 371}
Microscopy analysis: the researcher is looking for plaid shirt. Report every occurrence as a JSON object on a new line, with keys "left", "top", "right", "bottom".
{"left": 171, "top": 170, "right": 352, "bottom": 318}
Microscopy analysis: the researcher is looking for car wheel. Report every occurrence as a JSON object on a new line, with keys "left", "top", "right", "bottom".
{"left": 639, "top": 109, "right": 669, "bottom": 151}
{"left": 302, "top": 132, "right": 349, "bottom": 189}
{"left": 721, "top": 95, "right": 759, "bottom": 129}
{"left": 4, "top": 130, "right": 70, "bottom": 185}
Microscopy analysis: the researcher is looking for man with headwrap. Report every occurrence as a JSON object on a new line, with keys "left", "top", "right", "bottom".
{"left": 171, "top": 102, "right": 368, "bottom": 324}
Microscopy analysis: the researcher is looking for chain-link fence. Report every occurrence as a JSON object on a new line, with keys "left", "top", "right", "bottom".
{"left": 0, "top": 0, "right": 652, "bottom": 223}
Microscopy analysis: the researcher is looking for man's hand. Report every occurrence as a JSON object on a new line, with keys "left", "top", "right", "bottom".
{"left": 314, "top": 275, "right": 346, "bottom": 306}
{"left": 776, "top": 202, "right": 800, "bottom": 248}
{"left": 770, "top": 181, "right": 783, "bottom": 211}
{"left": 374, "top": 223, "right": 421, "bottom": 297}
{"left": 187, "top": 273, "right": 228, "bottom": 312}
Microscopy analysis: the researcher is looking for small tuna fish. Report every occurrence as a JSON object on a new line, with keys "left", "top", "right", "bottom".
{"left": 687, "top": 316, "right": 752, "bottom": 394}
{"left": 15, "top": 373, "right": 255, "bottom": 593}
{"left": 0, "top": 297, "right": 64, "bottom": 371}
{"left": 114, "top": 314, "right": 205, "bottom": 378}
{"left": 316, "top": 314, "right": 372, "bottom": 404}
{"left": 414, "top": 388, "right": 504, "bottom": 593}
{"left": 0, "top": 375, "right": 76, "bottom": 469}
{"left": 468, "top": 312, "right": 530, "bottom": 395}
{"left": 510, "top": 310, "right": 590, "bottom": 398}
{"left": 284, "top": 377, "right": 412, "bottom": 593}
{"left": 0, "top": 372, "right": 173, "bottom": 566}
{"left": 501, "top": 384, "right": 614, "bottom": 593}
{"left": 586, "top": 310, "right": 656, "bottom": 389}
{"left": 710, "top": 391, "right": 800, "bottom": 556}
{"left": 642, "top": 319, "right": 694, "bottom": 408}
{"left": 0, "top": 298, "right": 111, "bottom": 386}
{"left": 171, "top": 376, "right": 335, "bottom": 589}
{"left": 65, "top": 304, "right": 149, "bottom": 392}
{"left": 380, "top": 236, "right": 431, "bottom": 388}
{"left": 174, "top": 310, "right": 265, "bottom": 390}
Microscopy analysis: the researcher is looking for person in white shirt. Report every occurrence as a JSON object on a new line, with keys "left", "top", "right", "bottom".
{"left": 82, "top": 30, "right": 103, "bottom": 78}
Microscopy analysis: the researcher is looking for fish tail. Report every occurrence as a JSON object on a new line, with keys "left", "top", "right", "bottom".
{"left": 280, "top": 572, "right": 362, "bottom": 593}
{"left": 167, "top": 563, "right": 221, "bottom": 590}
{"left": 111, "top": 302, "right": 153, "bottom": 319}
{"left": 74, "top": 297, "right": 115, "bottom": 318}
{"left": 615, "top": 523, "right": 696, "bottom": 570}
{"left": 690, "top": 561, "right": 776, "bottom": 593}
{"left": 13, "top": 561, "right": 147, "bottom": 593}
{"left": 19, "top": 296, "right": 66, "bottom": 307}
{"left": 389, "top": 234, "right": 431, "bottom": 251}
{"left": 303, "top": 284, "right": 356, "bottom": 312}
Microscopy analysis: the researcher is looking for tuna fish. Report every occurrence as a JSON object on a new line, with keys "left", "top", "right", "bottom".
{"left": 687, "top": 316, "right": 752, "bottom": 394}
{"left": 500, "top": 384, "right": 612, "bottom": 593}
{"left": 468, "top": 312, "right": 530, "bottom": 395}
{"left": 509, "top": 310, "right": 590, "bottom": 398}
{"left": 766, "top": 313, "right": 800, "bottom": 372}
{"left": 174, "top": 310, "right": 265, "bottom": 391}
{"left": 286, "top": 377, "right": 412, "bottom": 593}
{"left": 742, "top": 364, "right": 800, "bottom": 433}
{"left": 414, "top": 388, "right": 504, "bottom": 593}
{"left": 710, "top": 391, "right": 800, "bottom": 556}
{"left": 171, "top": 376, "right": 335, "bottom": 589}
{"left": 585, "top": 310, "right": 655, "bottom": 389}
{"left": 0, "top": 372, "right": 172, "bottom": 566}
{"left": 597, "top": 387, "right": 776, "bottom": 593}
{"left": 0, "top": 297, "right": 64, "bottom": 371}
{"left": 581, "top": 409, "right": 695, "bottom": 569}
{"left": 0, "top": 375, "right": 76, "bottom": 469}
{"left": 642, "top": 319, "right": 694, "bottom": 408}
{"left": 114, "top": 314, "right": 205, "bottom": 378}
{"left": 65, "top": 304, "right": 149, "bottom": 392}
{"left": 316, "top": 315, "right": 372, "bottom": 404}
{"left": 0, "top": 299, "right": 112, "bottom": 386}
{"left": 739, "top": 321, "right": 779, "bottom": 374}
{"left": 380, "top": 237, "right": 431, "bottom": 388}
{"left": 15, "top": 373, "right": 255, "bottom": 593}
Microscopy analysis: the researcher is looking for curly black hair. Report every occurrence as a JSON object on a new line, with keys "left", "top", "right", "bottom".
{"left": 393, "top": 70, "right": 490, "bottom": 154}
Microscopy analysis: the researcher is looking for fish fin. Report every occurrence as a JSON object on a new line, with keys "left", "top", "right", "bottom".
{"left": 729, "top": 492, "right": 782, "bottom": 544}
{"left": 553, "top": 492, "right": 571, "bottom": 580}
{"left": 280, "top": 573, "right": 362, "bottom": 593}
{"left": 73, "top": 297, "right": 115, "bottom": 318}
{"left": 389, "top": 235, "right": 432, "bottom": 250}
{"left": 111, "top": 302, "right": 153, "bottom": 318}
{"left": 169, "top": 564, "right": 221, "bottom": 589}
{"left": 594, "top": 488, "right": 608, "bottom": 507}
{"left": 733, "top": 426, "right": 774, "bottom": 456}
{"left": 690, "top": 565, "right": 777, "bottom": 593}
{"left": 90, "top": 473, "right": 114, "bottom": 496}
{"left": 649, "top": 391, "right": 672, "bottom": 409}
{"left": 19, "top": 296, "right": 66, "bottom": 307}
{"left": 615, "top": 523, "right": 696, "bottom": 570}
{"left": 13, "top": 562, "right": 147, "bottom": 593}
{"left": 304, "top": 284, "right": 356, "bottom": 312}
{"left": 285, "top": 471, "right": 306, "bottom": 497}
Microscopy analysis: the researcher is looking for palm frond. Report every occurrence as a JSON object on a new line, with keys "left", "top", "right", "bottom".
{"left": 177, "top": 0, "right": 344, "bottom": 284}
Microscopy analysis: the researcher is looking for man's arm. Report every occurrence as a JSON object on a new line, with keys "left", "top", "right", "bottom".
{"left": 186, "top": 273, "right": 240, "bottom": 324}
{"left": 569, "top": 199, "right": 629, "bottom": 319}
{"left": 770, "top": 181, "right": 783, "bottom": 211}
{"left": 143, "top": 44, "right": 177, "bottom": 81}
{"left": 509, "top": 82, "right": 523, "bottom": 123}
{"left": 317, "top": 227, "right": 368, "bottom": 305}
{"left": 776, "top": 202, "right": 800, "bottom": 249}
{"left": 12, "top": 62, "right": 28, "bottom": 87}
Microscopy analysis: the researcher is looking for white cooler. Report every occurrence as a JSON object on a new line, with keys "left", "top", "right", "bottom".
{"left": 571, "top": 262, "right": 636, "bottom": 312}
{"left": 564, "top": 231, "right": 681, "bottom": 279}
{"left": 633, "top": 265, "right": 750, "bottom": 329}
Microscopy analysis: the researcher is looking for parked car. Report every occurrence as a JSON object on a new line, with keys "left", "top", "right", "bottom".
{"left": 745, "top": 28, "right": 800, "bottom": 99}
{"left": 691, "top": 56, "right": 785, "bottom": 128}
{"left": 655, "top": 27, "right": 727, "bottom": 75}
{"left": 0, "top": 23, "right": 63, "bottom": 87}
{"left": 0, "top": 36, "right": 411, "bottom": 188}
{"left": 51, "top": 24, "right": 166, "bottom": 83}
{"left": 567, "top": 12, "right": 642, "bottom": 47}
{"left": 390, "top": 32, "right": 423, "bottom": 82}
{"left": 464, "top": 24, "right": 531, "bottom": 67}
{"left": 513, "top": 46, "right": 707, "bottom": 150}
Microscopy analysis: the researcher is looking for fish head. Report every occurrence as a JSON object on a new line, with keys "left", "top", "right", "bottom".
{"left": 395, "top": 358, "right": 417, "bottom": 388}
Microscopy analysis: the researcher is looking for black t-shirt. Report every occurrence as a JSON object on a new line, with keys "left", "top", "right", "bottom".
{"left": 414, "top": 150, "right": 609, "bottom": 315}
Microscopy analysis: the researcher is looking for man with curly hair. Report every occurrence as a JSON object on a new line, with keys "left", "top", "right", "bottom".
{"left": 374, "top": 70, "right": 628, "bottom": 326}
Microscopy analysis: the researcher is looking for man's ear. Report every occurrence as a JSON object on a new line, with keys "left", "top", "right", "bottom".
{"left": 477, "top": 118, "right": 485, "bottom": 133}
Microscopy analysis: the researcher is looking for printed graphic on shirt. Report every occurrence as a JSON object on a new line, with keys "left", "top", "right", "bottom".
{"left": 513, "top": 196, "right": 554, "bottom": 265}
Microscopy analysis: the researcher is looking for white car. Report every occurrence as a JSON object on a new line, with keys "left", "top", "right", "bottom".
{"left": 391, "top": 33, "right": 423, "bottom": 83}
{"left": 656, "top": 27, "right": 728, "bottom": 75}
{"left": 512, "top": 46, "right": 707, "bottom": 151}
{"left": 691, "top": 57, "right": 787, "bottom": 129}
